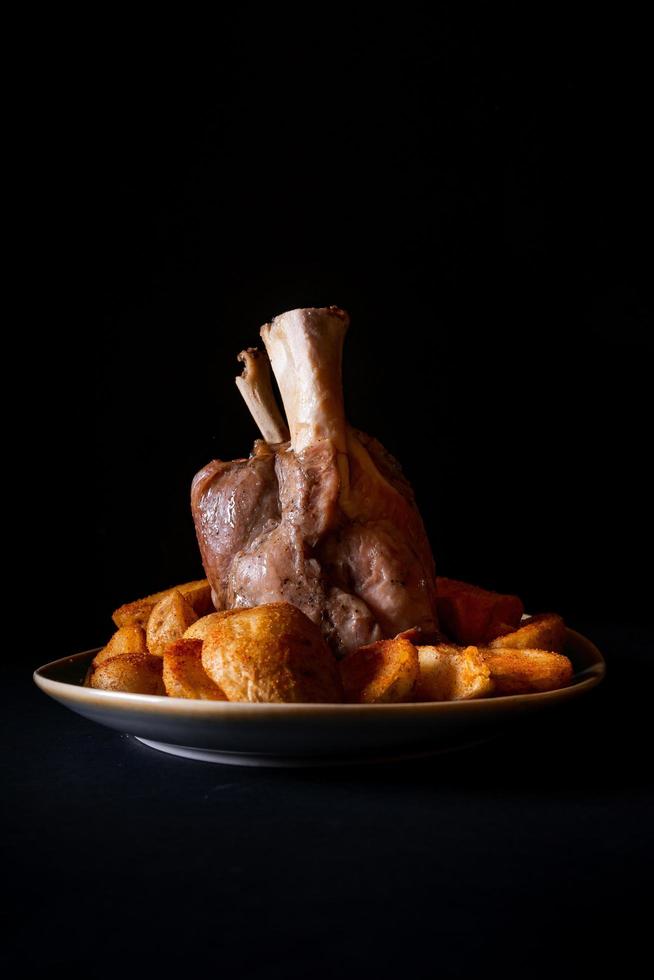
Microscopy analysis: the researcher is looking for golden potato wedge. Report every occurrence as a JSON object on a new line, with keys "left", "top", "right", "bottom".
{"left": 163, "top": 638, "right": 227, "bottom": 700}
{"left": 89, "top": 653, "right": 165, "bottom": 695}
{"left": 112, "top": 579, "right": 213, "bottom": 629}
{"left": 415, "top": 644, "right": 493, "bottom": 701}
{"left": 183, "top": 610, "right": 239, "bottom": 641}
{"left": 202, "top": 602, "right": 343, "bottom": 703}
{"left": 146, "top": 590, "right": 198, "bottom": 657}
{"left": 489, "top": 613, "right": 566, "bottom": 653}
{"left": 436, "top": 577, "right": 524, "bottom": 644}
{"left": 480, "top": 647, "right": 574, "bottom": 694}
{"left": 91, "top": 625, "right": 148, "bottom": 670}
{"left": 340, "top": 638, "right": 419, "bottom": 704}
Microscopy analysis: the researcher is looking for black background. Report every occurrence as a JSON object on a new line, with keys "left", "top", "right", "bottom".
{"left": 9, "top": 9, "right": 653, "bottom": 979}
{"left": 32, "top": 10, "right": 651, "bottom": 653}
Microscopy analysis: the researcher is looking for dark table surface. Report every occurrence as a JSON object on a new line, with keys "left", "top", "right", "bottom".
{"left": 4, "top": 620, "right": 652, "bottom": 979}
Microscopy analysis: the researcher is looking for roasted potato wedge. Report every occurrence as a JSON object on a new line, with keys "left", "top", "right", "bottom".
{"left": 202, "top": 602, "right": 343, "bottom": 703}
{"left": 163, "top": 638, "right": 227, "bottom": 700}
{"left": 91, "top": 625, "right": 148, "bottom": 670}
{"left": 89, "top": 653, "right": 165, "bottom": 695}
{"left": 436, "top": 577, "right": 524, "bottom": 644}
{"left": 340, "top": 637, "right": 419, "bottom": 704}
{"left": 480, "top": 647, "right": 574, "bottom": 694}
{"left": 183, "top": 610, "right": 239, "bottom": 642}
{"left": 146, "top": 590, "right": 198, "bottom": 657}
{"left": 415, "top": 644, "right": 493, "bottom": 701}
{"left": 489, "top": 613, "right": 566, "bottom": 653}
{"left": 112, "top": 579, "right": 213, "bottom": 629}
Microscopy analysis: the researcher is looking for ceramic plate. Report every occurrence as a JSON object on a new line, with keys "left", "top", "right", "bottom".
{"left": 33, "top": 627, "right": 605, "bottom": 767}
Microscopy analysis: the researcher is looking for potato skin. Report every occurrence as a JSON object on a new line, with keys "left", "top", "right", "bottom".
{"left": 436, "top": 577, "right": 524, "bottom": 644}
{"left": 89, "top": 653, "right": 165, "bottom": 695}
{"left": 489, "top": 613, "right": 566, "bottom": 653}
{"left": 480, "top": 647, "right": 573, "bottom": 694}
{"left": 146, "top": 590, "right": 198, "bottom": 657}
{"left": 340, "top": 638, "right": 419, "bottom": 704}
{"left": 92, "top": 626, "right": 148, "bottom": 670}
{"left": 183, "top": 611, "right": 239, "bottom": 642}
{"left": 163, "top": 638, "right": 226, "bottom": 700}
{"left": 112, "top": 579, "right": 213, "bottom": 629}
{"left": 202, "top": 602, "right": 343, "bottom": 703}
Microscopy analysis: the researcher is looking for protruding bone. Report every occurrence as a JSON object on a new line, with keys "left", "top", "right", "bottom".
{"left": 235, "top": 348, "right": 290, "bottom": 444}
{"left": 260, "top": 307, "right": 349, "bottom": 455}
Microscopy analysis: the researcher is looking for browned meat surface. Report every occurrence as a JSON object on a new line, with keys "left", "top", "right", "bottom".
{"left": 191, "top": 441, "right": 279, "bottom": 610}
{"left": 191, "top": 307, "right": 437, "bottom": 655}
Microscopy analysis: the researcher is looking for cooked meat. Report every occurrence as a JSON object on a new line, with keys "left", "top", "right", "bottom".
{"left": 192, "top": 306, "right": 437, "bottom": 655}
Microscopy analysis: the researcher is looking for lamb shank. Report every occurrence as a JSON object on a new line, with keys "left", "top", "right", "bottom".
{"left": 191, "top": 306, "right": 438, "bottom": 655}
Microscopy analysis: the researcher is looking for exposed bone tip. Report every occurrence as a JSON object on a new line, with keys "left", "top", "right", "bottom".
{"left": 259, "top": 305, "right": 349, "bottom": 456}
{"left": 263, "top": 305, "right": 350, "bottom": 328}
{"left": 237, "top": 347, "right": 264, "bottom": 381}
{"left": 235, "top": 347, "right": 289, "bottom": 444}
{"left": 260, "top": 307, "right": 349, "bottom": 355}
{"left": 324, "top": 305, "right": 350, "bottom": 323}
{"left": 237, "top": 347, "right": 260, "bottom": 363}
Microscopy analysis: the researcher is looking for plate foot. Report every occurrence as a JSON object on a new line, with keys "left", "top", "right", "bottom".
{"left": 134, "top": 735, "right": 495, "bottom": 767}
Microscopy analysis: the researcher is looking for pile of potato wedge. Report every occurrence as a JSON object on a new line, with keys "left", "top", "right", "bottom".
{"left": 85, "top": 576, "right": 574, "bottom": 703}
